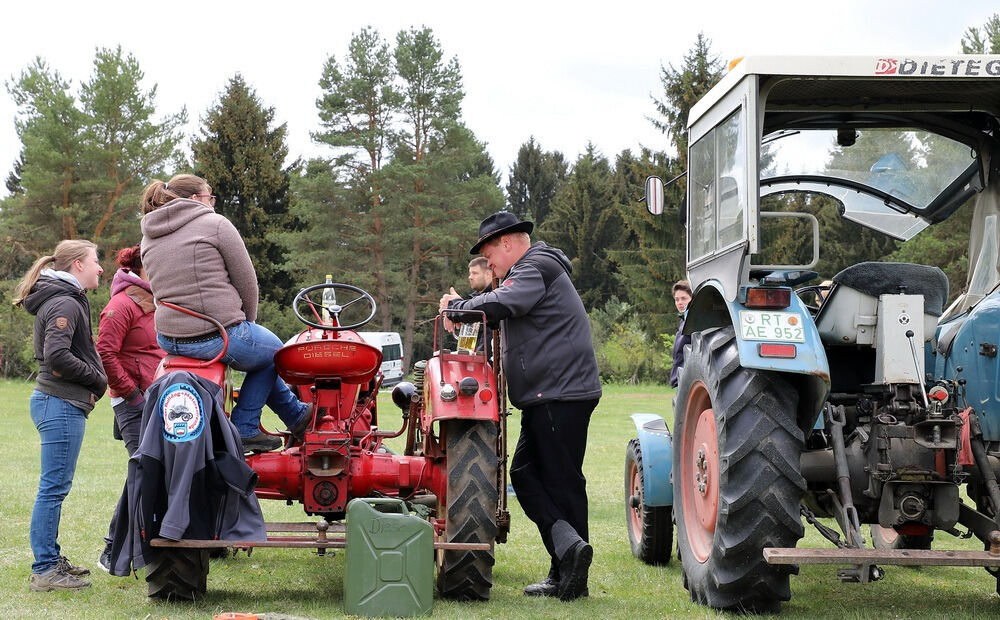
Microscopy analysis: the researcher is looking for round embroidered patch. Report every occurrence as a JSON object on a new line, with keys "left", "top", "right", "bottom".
{"left": 55, "top": 317, "right": 69, "bottom": 329}
{"left": 159, "top": 382, "right": 204, "bottom": 443}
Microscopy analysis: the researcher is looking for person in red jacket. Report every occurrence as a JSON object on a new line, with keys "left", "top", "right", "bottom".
{"left": 95, "top": 245, "right": 165, "bottom": 571}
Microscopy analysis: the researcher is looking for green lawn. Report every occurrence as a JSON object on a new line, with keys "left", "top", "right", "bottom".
{"left": 0, "top": 379, "right": 997, "bottom": 618}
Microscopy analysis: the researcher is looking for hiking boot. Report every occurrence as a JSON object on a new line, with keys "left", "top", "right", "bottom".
{"left": 288, "top": 408, "right": 312, "bottom": 442}
{"left": 242, "top": 432, "right": 282, "bottom": 453}
{"left": 557, "top": 540, "right": 593, "bottom": 601}
{"left": 98, "top": 543, "right": 112, "bottom": 574}
{"left": 29, "top": 566, "right": 91, "bottom": 591}
{"left": 56, "top": 555, "right": 89, "bottom": 576}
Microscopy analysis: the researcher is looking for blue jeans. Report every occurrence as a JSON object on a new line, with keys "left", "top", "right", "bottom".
{"left": 157, "top": 321, "right": 306, "bottom": 438}
{"left": 29, "top": 391, "right": 87, "bottom": 574}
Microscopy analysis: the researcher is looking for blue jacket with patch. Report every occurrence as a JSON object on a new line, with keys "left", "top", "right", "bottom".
{"left": 108, "top": 370, "right": 265, "bottom": 576}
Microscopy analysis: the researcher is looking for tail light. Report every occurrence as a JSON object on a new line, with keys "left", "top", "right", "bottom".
{"left": 759, "top": 343, "right": 797, "bottom": 358}
{"left": 745, "top": 287, "right": 791, "bottom": 309}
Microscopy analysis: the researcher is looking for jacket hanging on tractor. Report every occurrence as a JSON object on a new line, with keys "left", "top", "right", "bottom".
{"left": 107, "top": 370, "right": 266, "bottom": 576}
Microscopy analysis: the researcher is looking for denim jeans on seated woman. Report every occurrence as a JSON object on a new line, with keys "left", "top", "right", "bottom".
{"left": 156, "top": 321, "right": 307, "bottom": 439}
{"left": 29, "top": 390, "right": 87, "bottom": 574}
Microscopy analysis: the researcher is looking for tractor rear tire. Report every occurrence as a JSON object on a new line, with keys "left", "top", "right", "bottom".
{"left": 870, "top": 525, "right": 933, "bottom": 550}
{"left": 145, "top": 548, "right": 209, "bottom": 600}
{"left": 673, "top": 327, "right": 805, "bottom": 613}
{"left": 436, "top": 419, "right": 498, "bottom": 601}
{"left": 625, "top": 438, "right": 672, "bottom": 564}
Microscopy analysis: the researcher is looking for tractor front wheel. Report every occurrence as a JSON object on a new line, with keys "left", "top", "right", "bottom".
{"left": 625, "top": 438, "right": 672, "bottom": 564}
{"left": 436, "top": 419, "right": 499, "bottom": 600}
{"left": 673, "top": 327, "right": 805, "bottom": 613}
{"left": 145, "top": 548, "right": 209, "bottom": 600}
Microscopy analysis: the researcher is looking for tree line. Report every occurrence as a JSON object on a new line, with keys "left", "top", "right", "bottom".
{"left": 2, "top": 17, "right": 998, "bottom": 382}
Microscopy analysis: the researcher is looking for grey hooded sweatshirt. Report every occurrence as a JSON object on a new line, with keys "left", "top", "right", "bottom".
{"left": 448, "top": 242, "right": 601, "bottom": 409}
{"left": 140, "top": 198, "right": 259, "bottom": 338}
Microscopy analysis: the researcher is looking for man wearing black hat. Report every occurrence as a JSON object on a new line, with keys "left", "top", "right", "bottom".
{"left": 439, "top": 211, "right": 602, "bottom": 601}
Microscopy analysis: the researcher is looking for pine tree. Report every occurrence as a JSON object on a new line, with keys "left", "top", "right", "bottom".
{"left": 3, "top": 50, "right": 183, "bottom": 267}
{"left": 4, "top": 58, "right": 85, "bottom": 250}
{"left": 192, "top": 74, "right": 298, "bottom": 304}
{"left": 539, "top": 144, "right": 625, "bottom": 308}
{"left": 312, "top": 28, "right": 401, "bottom": 328}
{"left": 79, "top": 46, "right": 185, "bottom": 250}
{"left": 962, "top": 13, "right": 1000, "bottom": 53}
{"left": 505, "top": 137, "right": 567, "bottom": 227}
{"left": 650, "top": 32, "right": 724, "bottom": 164}
{"left": 608, "top": 148, "right": 685, "bottom": 337}
{"left": 608, "top": 34, "right": 724, "bottom": 337}
{"left": 384, "top": 27, "right": 502, "bottom": 363}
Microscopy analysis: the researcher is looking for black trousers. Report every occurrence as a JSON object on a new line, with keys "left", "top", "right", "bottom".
{"left": 510, "top": 398, "right": 597, "bottom": 563}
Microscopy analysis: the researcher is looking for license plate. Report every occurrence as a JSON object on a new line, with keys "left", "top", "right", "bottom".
{"left": 739, "top": 311, "right": 806, "bottom": 342}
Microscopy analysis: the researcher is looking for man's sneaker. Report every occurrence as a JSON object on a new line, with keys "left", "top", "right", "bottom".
{"left": 98, "top": 543, "right": 112, "bottom": 574}
{"left": 29, "top": 566, "right": 91, "bottom": 591}
{"left": 56, "top": 555, "right": 89, "bottom": 576}
{"left": 242, "top": 432, "right": 282, "bottom": 453}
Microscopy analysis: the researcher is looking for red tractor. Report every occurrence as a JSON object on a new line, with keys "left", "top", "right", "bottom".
{"left": 146, "top": 281, "right": 509, "bottom": 601}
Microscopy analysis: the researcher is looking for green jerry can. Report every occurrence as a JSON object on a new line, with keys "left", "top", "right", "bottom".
{"left": 345, "top": 498, "right": 434, "bottom": 617}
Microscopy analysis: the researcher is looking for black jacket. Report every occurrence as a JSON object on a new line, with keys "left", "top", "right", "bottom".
{"left": 22, "top": 275, "right": 107, "bottom": 411}
{"left": 670, "top": 315, "right": 691, "bottom": 388}
{"left": 449, "top": 242, "right": 601, "bottom": 409}
{"left": 108, "top": 371, "right": 266, "bottom": 576}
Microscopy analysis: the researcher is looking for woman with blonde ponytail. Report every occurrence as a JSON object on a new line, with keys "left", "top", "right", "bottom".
{"left": 15, "top": 239, "right": 107, "bottom": 591}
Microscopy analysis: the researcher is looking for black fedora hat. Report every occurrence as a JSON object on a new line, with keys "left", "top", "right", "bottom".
{"left": 470, "top": 211, "right": 534, "bottom": 254}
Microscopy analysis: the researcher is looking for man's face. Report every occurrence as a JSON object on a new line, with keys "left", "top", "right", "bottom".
{"left": 468, "top": 264, "right": 491, "bottom": 292}
{"left": 480, "top": 236, "right": 515, "bottom": 280}
{"left": 674, "top": 290, "right": 691, "bottom": 313}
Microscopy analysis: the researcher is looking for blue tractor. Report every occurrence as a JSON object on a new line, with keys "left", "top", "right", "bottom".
{"left": 626, "top": 55, "right": 1000, "bottom": 613}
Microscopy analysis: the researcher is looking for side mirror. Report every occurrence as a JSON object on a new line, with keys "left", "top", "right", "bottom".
{"left": 644, "top": 176, "right": 664, "bottom": 215}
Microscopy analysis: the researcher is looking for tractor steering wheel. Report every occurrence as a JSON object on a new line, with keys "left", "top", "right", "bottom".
{"left": 795, "top": 284, "right": 830, "bottom": 315}
{"left": 293, "top": 282, "right": 377, "bottom": 331}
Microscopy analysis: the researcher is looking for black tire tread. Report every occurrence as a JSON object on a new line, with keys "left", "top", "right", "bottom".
{"left": 145, "top": 548, "right": 209, "bottom": 600}
{"left": 625, "top": 438, "right": 673, "bottom": 565}
{"left": 437, "top": 420, "right": 498, "bottom": 601}
{"left": 674, "top": 326, "right": 805, "bottom": 613}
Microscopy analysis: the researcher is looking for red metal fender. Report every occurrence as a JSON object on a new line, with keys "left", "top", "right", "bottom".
{"left": 422, "top": 353, "right": 499, "bottom": 424}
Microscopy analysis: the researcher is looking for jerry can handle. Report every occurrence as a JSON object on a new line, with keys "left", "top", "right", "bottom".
{"left": 352, "top": 497, "right": 409, "bottom": 515}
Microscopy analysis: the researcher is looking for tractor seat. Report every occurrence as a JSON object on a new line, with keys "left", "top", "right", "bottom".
{"left": 156, "top": 355, "right": 227, "bottom": 387}
{"left": 816, "top": 262, "right": 949, "bottom": 346}
{"left": 829, "top": 262, "right": 949, "bottom": 317}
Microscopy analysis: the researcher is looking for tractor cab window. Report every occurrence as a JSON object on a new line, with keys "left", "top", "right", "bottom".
{"left": 760, "top": 127, "right": 977, "bottom": 240}
{"left": 689, "top": 108, "right": 746, "bottom": 262}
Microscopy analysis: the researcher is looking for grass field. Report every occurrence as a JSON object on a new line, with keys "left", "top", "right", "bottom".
{"left": 0, "top": 379, "right": 997, "bottom": 619}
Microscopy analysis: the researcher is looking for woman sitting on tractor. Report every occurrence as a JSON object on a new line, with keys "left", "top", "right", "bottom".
{"left": 139, "top": 173, "right": 309, "bottom": 453}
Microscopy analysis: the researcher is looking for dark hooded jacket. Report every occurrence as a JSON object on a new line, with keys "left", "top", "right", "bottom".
{"left": 108, "top": 370, "right": 266, "bottom": 576}
{"left": 448, "top": 242, "right": 601, "bottom": 409}
{"left": 22, "top": 275, "right": 107, "bottom": 411}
